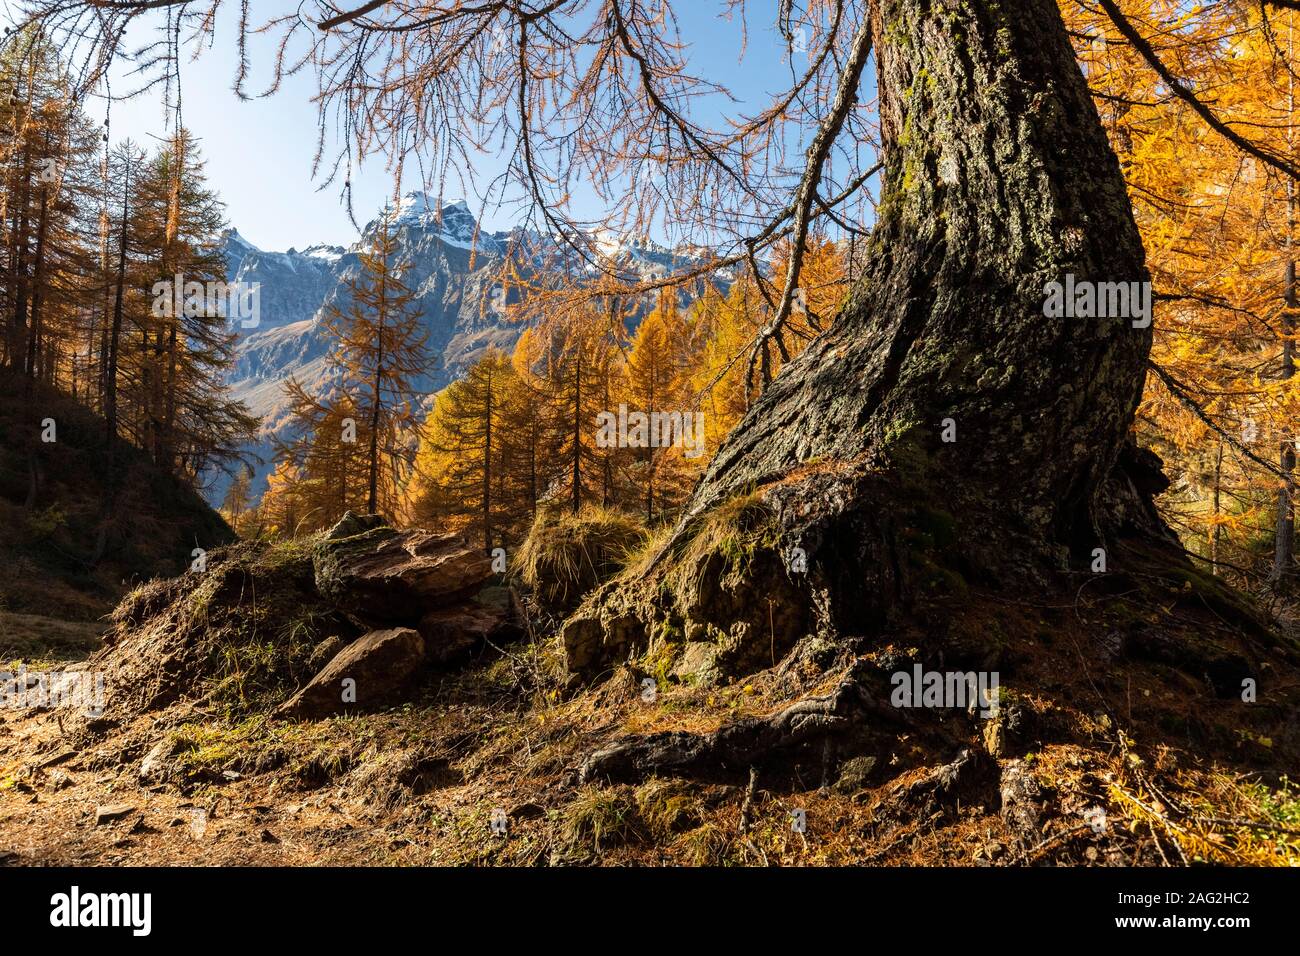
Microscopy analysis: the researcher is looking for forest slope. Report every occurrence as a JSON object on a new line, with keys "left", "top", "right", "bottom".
{"left": 0, "top": 368, "right": 233, "bottom": 626}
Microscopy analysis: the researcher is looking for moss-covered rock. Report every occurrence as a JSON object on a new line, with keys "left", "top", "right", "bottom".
{"left": 561, "top": 494, "right": 812, "bottom": 679}
{"left": 312, "top": 524, "right": 492, "bottom": 624}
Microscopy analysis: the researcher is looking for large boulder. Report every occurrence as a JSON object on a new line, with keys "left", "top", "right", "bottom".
{"left": 276, "top": 627, "right": 425, "bottom": 719}
{"left": 313, "top": 519, "right": 493, "bottom": 624}
{"left": 419, "top": 588, "right": 517, "bottom": 665}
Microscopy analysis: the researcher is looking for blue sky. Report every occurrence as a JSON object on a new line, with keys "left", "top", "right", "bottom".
{"left": 2, "top": 1, "right": 865, "bottom": 252}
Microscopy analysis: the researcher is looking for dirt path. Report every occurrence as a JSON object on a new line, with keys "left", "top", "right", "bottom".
{"left": 0, "top": 614, "right": 410, "bottom": 866}
{"left": 5, "top": 604, "right": 1299, "bottom": 868}
{"left": 0, "top": 707, "right": 415, "bottom": 866}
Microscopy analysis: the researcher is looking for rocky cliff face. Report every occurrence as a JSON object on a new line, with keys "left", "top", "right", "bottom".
{"left": 213, "top": 193, "right": 731, "bottom": 506}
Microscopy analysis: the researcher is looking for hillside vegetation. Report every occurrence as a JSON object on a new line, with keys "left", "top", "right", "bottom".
{"left": 0, "top": 369, "right": 233, "bottom": 626}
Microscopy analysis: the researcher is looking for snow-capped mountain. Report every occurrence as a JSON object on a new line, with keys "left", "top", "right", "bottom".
{"left": 222, "top": 229, "right": 346, "bottom": 334}
{"left": 211, "top": 192, "right": 731, "bottom": 505}
{"left": 387, "top": 194, "right": 504, "bottom": 254}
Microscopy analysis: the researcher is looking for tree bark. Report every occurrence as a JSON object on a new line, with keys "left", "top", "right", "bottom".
{"left": 483, "top": 364, "right": 493, "bottom": 552}
{"left": 91, "top": 163, "right": 133, "bottom": 567}
{"left": 1272, "top": 202, "right": 1296, "bottom": 584}
{"left": 571, "top": 354, "right": 583, "bottom": 516}
{"left": 1212, "top": 439, "right": 1223, "bottom": 576}
{"left": 25, "top": 186, "right": 49, "bottom": 386}
{"left": 687, "top": 0, "right": 1151, "bottom": 557}
{"left": 9, "top": 184, "right": 31, "bottom": 373}
{"left": 368, "top": 319, "right": 384, "bottom": 517}
{"left": 105, "top": 165, "right": 130, "bottom": 454}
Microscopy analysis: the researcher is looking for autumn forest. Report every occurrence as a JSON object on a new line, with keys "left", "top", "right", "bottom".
{"left": 2, "top": 0, "right": 1300, "bottom": 894}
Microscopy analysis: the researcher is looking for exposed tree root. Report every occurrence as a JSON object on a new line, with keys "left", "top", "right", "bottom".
{"left": 579, "top": 664, "right": 909, "bottom": 785}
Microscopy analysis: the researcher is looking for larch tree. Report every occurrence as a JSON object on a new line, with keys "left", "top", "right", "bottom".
{"left": 319, "top": 209, "right": 432, "bottom": 517}
{"left": 497, "top": 328, "right": 553, "bottom": 531}
{"left": 0, "top": 30, "right": 101, "bottom": 520}
{"left": 412, "top": 348, "right": 515, "bottom": 550}
{"left": 620, "top": 294, "right": 693, "bottom": 522}
{"left": 1064, "top": 0, "right": 1300, "bottom": 584}
{"left": 0, "top": 25, "right": 256, "bottom": 573}
{"left": 688, "top": 281, "right": 761, "bottom": 455}
{"left": 686, "top": 234, "right": 849, "bottom": 468}
{"left": 258, "top": 459, "right": 308, "bottom": 539}
{"left": 221, "top": 465, "right": 252, "bottom": 531}
{"left": 274, "top": 382, "right": 372, "bottom": 531}
{"left": 99, "top": 141, "right": 147, "bottom": 484}
{"left": 133, "top": 131, "right": 257, "bottom": 482}
{"left": 0, "top": 31, "right": 98, "bottom": 386}
{"left": 523, "top": 309, "right": 624, "bottom": 517}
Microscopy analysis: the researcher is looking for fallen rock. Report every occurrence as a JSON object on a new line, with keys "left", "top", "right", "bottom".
{"left": 314, "top": 525, "right": 493, "bottom": 624}
{"left": 418, "top": 607, "right": 494, "bottom": 664}
{"left": 94, "top": 803, "right": 137, "bottom": 826}
{"left": 418, "top": 596, "right": 513, "bottom": 665}
{"left": 276, "top": 627, "right": 425, "bottom": 719}
{"left": 139, "top": 739, "right": 177, "bottom": 786}
{"left": 307, "top": 634, "right": 346, "bottom": 669}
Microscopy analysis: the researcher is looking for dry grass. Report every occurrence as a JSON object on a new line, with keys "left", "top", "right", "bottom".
{"left": 514, "top": 505, "right": 648, "bottom": 612}
{"left": 0, "top": 611, "right": 105, "bottom": 665}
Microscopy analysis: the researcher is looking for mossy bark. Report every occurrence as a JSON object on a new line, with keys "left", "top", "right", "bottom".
{"left": 567, "top": 0, "right": 1172, "bottom": 676}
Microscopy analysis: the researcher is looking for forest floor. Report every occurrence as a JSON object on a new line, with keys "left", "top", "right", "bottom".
{"left": 4, "top": 564, "right": 1300, "bottom": 867}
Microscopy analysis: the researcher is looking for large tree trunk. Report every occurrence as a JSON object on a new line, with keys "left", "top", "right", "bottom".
{"left": 565, "top": 0, "right": 1171, "bottom": 676}
{"left": 697, "top": 0, "right": 1149, "bottom": 546}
